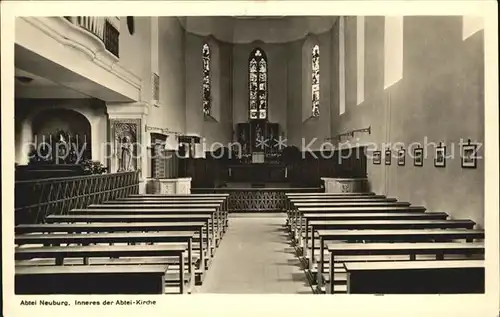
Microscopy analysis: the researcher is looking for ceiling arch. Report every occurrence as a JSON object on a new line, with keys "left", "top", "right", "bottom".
{"left": 178, "top": 16, "right": 337, "bottom": 44}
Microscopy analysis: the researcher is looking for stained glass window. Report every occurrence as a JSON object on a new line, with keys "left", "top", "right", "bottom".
{"left": 312, "top": 44, "right": 320, "bottom": 117}
{"left": 202, "top": 43, "right": 211, "bottom": 116}
{"left": 249, "top": 48, "right": 268, "bottom": 120}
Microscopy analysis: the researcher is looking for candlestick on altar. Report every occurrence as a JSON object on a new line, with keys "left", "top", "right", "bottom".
{"left": 76, "top": 134, "right": 79, "bottom": 151}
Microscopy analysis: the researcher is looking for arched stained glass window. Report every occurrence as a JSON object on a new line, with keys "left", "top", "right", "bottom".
{"left": 312, "top": 44, "right": 320, "bottom": 117}
{"left": 249, "top": 48, "right": 268, "bottom": 120}
{"left": 202, "top": 43, "right": 211, "bottom": 116}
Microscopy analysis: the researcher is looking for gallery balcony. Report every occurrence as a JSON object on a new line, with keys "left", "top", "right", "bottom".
{"left": 63, "top": 16, "right": 120, "bottom": 58}
{"left": 16, "top": 16, "right": 141, "bottom": 102}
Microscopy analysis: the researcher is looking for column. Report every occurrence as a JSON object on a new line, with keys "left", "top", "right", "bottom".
{"left": 106, "top": 102, "right": 149, "bottom": 193}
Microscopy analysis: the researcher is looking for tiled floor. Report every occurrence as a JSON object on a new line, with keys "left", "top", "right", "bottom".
{"left": 197, "top": 213, "right": 312, "bottom": 294}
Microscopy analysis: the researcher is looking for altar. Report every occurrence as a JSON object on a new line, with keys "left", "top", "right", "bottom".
{"left": 227, "top": 163, "right": 286, "bottom": 183}
{"left": 234, "top": 119, "right": 282, "bottom": 164}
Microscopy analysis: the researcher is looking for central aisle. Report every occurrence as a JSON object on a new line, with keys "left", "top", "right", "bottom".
{"left": 198, "top": 213, "right": 313, "bottom": 294}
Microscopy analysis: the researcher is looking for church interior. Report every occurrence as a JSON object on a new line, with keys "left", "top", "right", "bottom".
{"left": 11, "top": 15, "right": 489, "bottom": 296}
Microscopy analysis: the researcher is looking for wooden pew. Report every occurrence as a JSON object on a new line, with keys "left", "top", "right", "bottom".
{"left": 285, "top": 193, "right": 383, "bottom": 221}
{"left": 289, "top": 197, "right": 394, "bottom": 202}
{"left": 46, "top": 213, "right": 215, "bottom": 258}
{"left": 299, "top": 212, "right": 449, "bottom": 254}
{"left": 89, "top": 203, "right": 220, "bottom": 209}
{"left": 15, "top": 230, "right": 208, "bottom": 285}
{"left": 310, "top": 229, "right": 484, "bottom": 287}
{"left": 344, "top": 260, "right": 485, "bottom": 294}
{"left": 122, "top": 194, "right": 229, "bottom": 226}
{"left": 102, "top": 198, "right": 224, "bottom": 208}
{"left": 68, "top": 208, "right": 220, "bottom": 253}
{"left": 285, "top": 193, "right": 383, "bottom": 218}
{"left": 88, "top": 203, "right": 226, "bottom": 241}
{"left": 294, "top": 202, "right": 411, "bottom": 208}
{"left": 289, "top": 202, "right": 412, "bottom": 236}
{"left": 16, "top": 265, "right": 169, "bottom": 294}
{"left": 304, "top": 212, "right": 449, "bottom": 221}
{"left": 115, "top": 197, "right": 226, "bottom": 201}
{"left": 286, "top": 192, "right": 376, "bottom": 197}
{"left": 309, "top": 219, "right": 477, "bottom": 272}
{"left": 15, "top": 222, "right": 210, "bottom": 260}
{"left": 113, "top": 197, "right": 230, "bottom": 234}
{"left": 325, "top": 242, "right": 485, "bottom": 294}
{"left": 289, "top": 199, "right": 407, "bottom": 218}
{"left": 292, "top": 205, "right": 427, "bottom": 244}
{"left": 47, "top": 214, "right": 211, "bottom": 223}
{"left": 128, "top": 193, "right": 229, "bottom": 198}
{"left": 15, "top": 244, "right": 190, "bottom": 294}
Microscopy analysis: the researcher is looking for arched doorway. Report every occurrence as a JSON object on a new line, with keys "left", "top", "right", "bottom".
{"left": 30, "top": 108, "right": 92, "bottom": 164}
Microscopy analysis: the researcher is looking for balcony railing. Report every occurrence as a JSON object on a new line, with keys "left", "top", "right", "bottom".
{"left": 15, "top": 171, "right": 139, "bottom": 224}
{"left": 64, "top": 16, "right": 120, "bottom": 58}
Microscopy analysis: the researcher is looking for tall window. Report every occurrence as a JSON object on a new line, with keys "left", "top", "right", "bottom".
{"left": 312, "top": 44, "right": 320, "bottom": 117}
{"left": 249, "top": 48, "right": 268, "bottom": 120}
{"left": 202, "top": 43, "right": 211, "bottom": 116}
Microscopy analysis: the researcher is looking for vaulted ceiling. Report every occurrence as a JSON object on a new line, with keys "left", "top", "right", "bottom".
{"left": 178, "top": 16, "right": 337, "bottom": 44}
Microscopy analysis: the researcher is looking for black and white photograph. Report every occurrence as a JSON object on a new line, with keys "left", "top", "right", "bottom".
{"left": 435, "top": 145, "right": 447, "bottom": 168}
{"left": 462, "top": 143, "right": 478, "bottom": 169}
{"left": 397, "top": 148, "right": 406, "bottom": 166}
{"left": 373, "top": 151, "right": 381, "bottom": 165}
{"left": 1, "top": 2, "right": 498, "bottom": 317}
{"left": 414, "top": 147, "right": 424, "bottom": 167}
{"left": 385, "top": 149, "right": 392, "bottom": 165}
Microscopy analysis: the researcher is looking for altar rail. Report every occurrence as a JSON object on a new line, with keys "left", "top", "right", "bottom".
{"left": 181, "top": 147, "right": 367, "bottom": 188}
{"left": 15, "top": 171, "right": 139, "bottom": 224}
{"left": 191, "top": 187, "right": 322, "bottom": 212}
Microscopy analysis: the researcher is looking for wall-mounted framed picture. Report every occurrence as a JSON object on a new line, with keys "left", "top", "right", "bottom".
{"left": 434, "top": 143, "right": 446, "bottom": 168}
{"left": 373, "top": 151, "right": 381, "bottom": 165}
{"left": 385, "top": 149, "right": 392, "bottom": 165}
{"left": 414, "top": 146, "right": 424, "bottom": 167}
{"left": 397, "top": 148, "right": 406, "bottom": 166}
{"left": 461, "top": 140, "right": 478, "bottom": 169}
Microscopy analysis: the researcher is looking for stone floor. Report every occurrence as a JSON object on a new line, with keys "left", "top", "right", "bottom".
{"left": 197, "top": 213, "right": 312, "bottom": 294}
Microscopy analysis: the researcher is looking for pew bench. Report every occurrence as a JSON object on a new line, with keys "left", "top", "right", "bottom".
{"left": 15, "top": 244, "right": 191, "bottom": 294}
{"left": 69, "top": 208, "right": 225, "bottom": 244}
{"left": 323, "top": 242, "right": 485, "bottom": 294}
{"left": 289, "top": 197, "right": 396, "bottom": 203}
{"left": 103, "top": 200, "right": 227, "bottom": 226}
{"left": 15, "top": 221, "right": 211, "bottom": 257}
{"left": 294, "top": 201, "right": 411, "bottom": 208}
{"left": 45, "top": 213, "right": 217, "bottom": 259}
{"left": 129, "top": 194, "right": 229, "bottom": 198}
{"left": 344, "top": 260, "right": 485, "bottom": 294}
{"left": 308, "top": 220, "right": 476, "bottom": 271}
{"left": 14, "top": 230, "right": 210, "bottom": 284}
{"left": 289, "top": 206, "right": 427, "bottom": 239}
{"left": 16, "top": 265, "right": 170, "bottom": 294}
{"left": 86, "top": 203, "right": 227, "bottom": 242}
{"left": 306, "top": 229, "right": 484, "bottom": 281}
{"left": 285, "top": 193, "right": 384, "bottom": 228}
{"left": 124, "top": 194, "right": 230, "bottom": 222}
{"left": 297, "top": 212, "right": 450, "bottom": 252}
{"left": 286, "top": 192, "right": 377, "bottom": 197}
{"left": 287, "top": 197, "right": 398, "bottom": 219}
{"left": 109, "top": 199, "right": 225, "bottom": 204}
